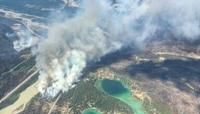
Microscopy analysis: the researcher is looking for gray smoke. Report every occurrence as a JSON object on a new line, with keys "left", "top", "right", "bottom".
{"left": 34, "top": 0, "right": 200, "bottom": 97}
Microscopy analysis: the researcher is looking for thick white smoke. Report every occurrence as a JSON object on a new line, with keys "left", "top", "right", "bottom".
{"left": 33, "top": 0, "right": 200, "bottom": 97}
{"left": 62, "top": 0, "right": 79, "bottom": 7}
{"left": 36, "top": 0, "right": 125, "bottom": 97}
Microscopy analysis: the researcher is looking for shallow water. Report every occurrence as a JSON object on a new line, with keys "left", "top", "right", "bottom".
{"left": 82, "top": 108, "right": 101, "bottom": 114}
{"left": 101, "top": 79, "right": 129, "bottom": 95}
{"left": 95, "top": 79, "right": 147, "bottom": 114}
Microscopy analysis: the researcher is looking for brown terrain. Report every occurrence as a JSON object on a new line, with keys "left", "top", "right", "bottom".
{"left": 109, "top": 40, "right": 200, "bottom": 114}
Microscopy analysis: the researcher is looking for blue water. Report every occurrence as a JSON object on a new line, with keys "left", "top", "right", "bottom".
{"left": 96, "top": 79, "right": 147, "bottom": 114}
{"left": 101, "top": 79, "right": 129, "bottom": 95}
{"left": 82, "top": 108, "right": 101, "bottom": 114}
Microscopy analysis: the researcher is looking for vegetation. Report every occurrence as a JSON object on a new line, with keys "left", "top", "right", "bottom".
{"left": 0, "top": 72, "right": 38, "bottom": 110}
{"left": 58, "top": 77, "right": 133, "bottom": 114}
{"left": 0, "top": 57, "right": 35, "bottom": 98}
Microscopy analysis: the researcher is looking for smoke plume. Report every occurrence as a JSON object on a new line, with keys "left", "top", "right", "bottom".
{"left": 32, "top": 0, "right": 200, "bottom": 97}
{"left": 0, "top": 8, "right": 47, "bottom": 51}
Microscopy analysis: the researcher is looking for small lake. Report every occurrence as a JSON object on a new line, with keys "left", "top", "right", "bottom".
{"left": 101, "top": 79, "right": 129, "bottom": 96}
{"left": 95, "top": 79, "right": 147, "bottom": 114}
{"left": 82, "top": 108, "right": 101, "bottom": 114}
